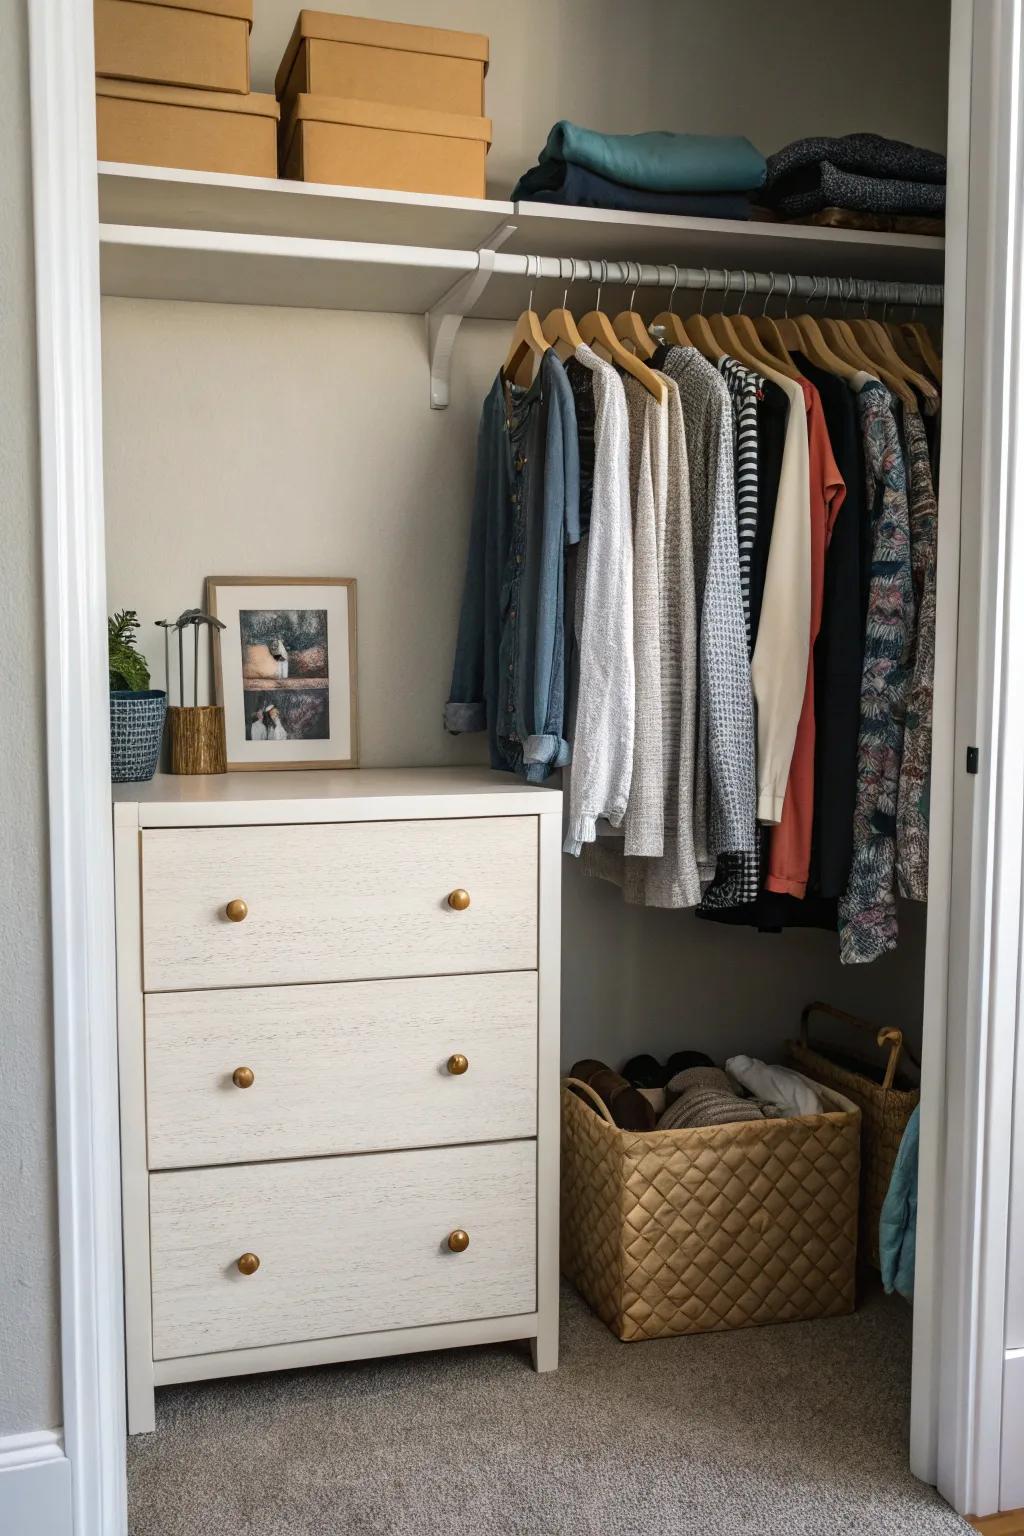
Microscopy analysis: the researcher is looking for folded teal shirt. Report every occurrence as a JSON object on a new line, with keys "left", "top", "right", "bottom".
{"left": 512, "top": 121, "right": 766, "bottom": 197}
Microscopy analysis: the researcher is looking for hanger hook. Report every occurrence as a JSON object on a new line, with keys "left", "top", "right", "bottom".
{"left": 595, "top": 258, "right": 607, "bottom": 313}
{"left": 628, "top": 261, "right": 641, "bottom": 313}
{"left": 669, "top": 263, "right": 680, "bottom": 315}
{"left": 737, "top": 269, "right": 749, "bottom": 316}
{"left": 526, "top": 252, "right": 536, "bottom": 314}
{"left": 763, "top": 271, "right": 776, "bottom": 318}
{"left": 699, "top": 267, "right": 711, "bottom": 316}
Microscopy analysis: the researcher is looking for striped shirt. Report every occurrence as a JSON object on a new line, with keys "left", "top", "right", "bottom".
{"left": 718, "top": 356, "right": 763, "bottom": 657}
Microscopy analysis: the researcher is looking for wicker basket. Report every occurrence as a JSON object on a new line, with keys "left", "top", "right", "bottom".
{"left": 560, "top": 1076, "right": 861, "bottom": 1342}
{"left": 786, "top": 1002, "right": 920, "bottom": 1271}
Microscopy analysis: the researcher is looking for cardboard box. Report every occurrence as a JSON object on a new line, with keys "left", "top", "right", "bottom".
{"left": 282, "top": 93, "right": 491, "bottom": 198}
{"left": 276, "top": 10, "right": 488, "bottom": 125}
{"left": 95, "top": 0, "right": 253, "bottom": 94}
{"left": 97, "top": 79, "right": 279, "bottom": 177}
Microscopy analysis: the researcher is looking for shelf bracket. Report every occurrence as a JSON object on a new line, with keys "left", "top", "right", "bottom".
{"left": 426, "top": 221, "right": 516, "bottom": 409}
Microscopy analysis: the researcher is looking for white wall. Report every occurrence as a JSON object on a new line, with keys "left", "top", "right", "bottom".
{"left": 104, "top": 0, "right": 949, "bottom": 1073}
{"left": 0, "top": 0, "right": 62, "bottom": 1436}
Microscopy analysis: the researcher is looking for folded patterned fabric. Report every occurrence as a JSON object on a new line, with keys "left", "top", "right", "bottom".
{"left": 657, "top": 1067, "right": 767, "bottom": 1131}
{"left": 514, "top": 158, "right": 752, "bottom": 218}
{"left": 762, "top": 132, "right": 946, "bottom": 220}
{"left": 512, "top": 121, "right": 766, "bottom": 198}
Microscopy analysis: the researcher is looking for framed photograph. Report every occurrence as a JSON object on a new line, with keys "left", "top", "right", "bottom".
{"left": 206, "top": 576, "right": 358, "bottom": 771}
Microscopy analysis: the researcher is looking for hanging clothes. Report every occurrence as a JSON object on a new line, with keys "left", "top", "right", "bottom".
{"left": 749, "top": 373, "right": 812, "bottom": 825}
{"left": 582, "top": 373, "right": 702, "bottom": 908}
{"left": 896, "top": 408, "right": 938, "bottom": 901}
{"left": 763, "top": 385, "right": 846, "bottom": 899}
{"left": 563, "top": 345, "right": 635, "bottom": 855}
{"left": 791, "top": 353, "right": 870, "bottom": 900}
{"left": 445, "top": 350, "right": 580, "bottom": 782}
{"left": 717, "top": 355, "right": 763, "bottom": 655}
{"left": 658, "top": 346, "right": 756, "bottom": 877}
{"left": 839, "top": 377, "right": 915, "bottom": 965}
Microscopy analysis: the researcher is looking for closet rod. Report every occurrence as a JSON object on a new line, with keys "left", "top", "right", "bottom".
{"left": 490, "top": 256, "right": 943, "bottom": 309}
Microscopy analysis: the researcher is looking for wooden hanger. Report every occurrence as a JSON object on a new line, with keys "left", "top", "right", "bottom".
{"left": 713, "top": 270, "right": 801, "bottom": 381}
{"left": 848, "top": 285, "right": 937, "bottom": 403}
{"left": 751, "top": 272, "right": 805, "bottom": 379}
{"left": 791, "top": 278, "right": 860, "bottom": 383}
{"left": 579, "top": 261, "right": 667, "bottom": 403}
{"left": 649, "top": 263, "right": 693, "bottom": 348}
{"left": 899, "top": 295, "right": 943, "bottom": 384}
{"left": 685, "top": 268, "right": 729, "bottom": 361}
{"left": 502, "top": 256, "right": 550, "bottom": 388}
{"left": 541, "top": 257, "right": 585, "bottom": 360}
{"left": 612, "top": 264, "right": 658, "bottom": 360}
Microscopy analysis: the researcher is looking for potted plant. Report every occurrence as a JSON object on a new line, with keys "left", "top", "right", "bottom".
{"left": 109, "top": 610, "right": 166, "bottom": 782}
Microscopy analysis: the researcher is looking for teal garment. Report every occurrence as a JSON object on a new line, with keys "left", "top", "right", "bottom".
{"left": 511, "top": 122, "right": 766, "bottom": 198}
{"left": 879, "top": 1104, "right": 920, "bottom": 1301}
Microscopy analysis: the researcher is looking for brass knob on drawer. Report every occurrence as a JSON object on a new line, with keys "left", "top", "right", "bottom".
{"left": 447, "top": 888, "right": 471, "bottom": 911}
{"left": 236, "top": 1252, "right": 260, "bottom": 1276}
{"left": 232, "top": 1067, "right": 255, "bottom": 1089}
{"left": 225, "top": 899, "right": 248, "bottom": 923}
{"left": 447, "top": 1229, "right": 470, "bottom": 1253}
{"left": 446, "top": 1054, "right": 469, "bottom": 1076}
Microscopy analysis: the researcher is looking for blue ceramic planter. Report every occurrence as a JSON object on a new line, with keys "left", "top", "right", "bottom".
{"left": 110, "top": 689, "right": 167, "bottom": 783}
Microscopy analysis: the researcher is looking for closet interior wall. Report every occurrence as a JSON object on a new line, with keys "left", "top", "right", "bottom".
{"left": 102, "top": 0, "right": 951, "bottom": 1068}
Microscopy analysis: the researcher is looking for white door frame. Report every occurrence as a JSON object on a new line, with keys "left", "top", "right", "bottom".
{"left": 22, "top": 0, "right": 1020, "bottom": 1531}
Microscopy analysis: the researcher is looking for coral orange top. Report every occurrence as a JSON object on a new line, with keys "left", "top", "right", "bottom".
{"left": 764, "top": 382, "right": 846, "bottom": 899}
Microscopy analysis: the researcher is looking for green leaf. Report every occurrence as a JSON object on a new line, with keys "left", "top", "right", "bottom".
{"left": 108, "top": 610, "right": 151, "bottom": 692}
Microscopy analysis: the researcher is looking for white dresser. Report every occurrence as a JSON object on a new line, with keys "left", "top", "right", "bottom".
{"left": 113, "top": 768, "right": 562, "bottom": 1434}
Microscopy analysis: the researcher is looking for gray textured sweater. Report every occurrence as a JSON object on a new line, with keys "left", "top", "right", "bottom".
{"left": 660, "top": 347, "right": 757, "bottom": 877}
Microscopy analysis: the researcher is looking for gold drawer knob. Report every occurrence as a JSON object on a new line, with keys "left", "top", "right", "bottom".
{"left": 232, "top": 1066, "right": 255, "bottom": 1089}
{"left": 446, "top": 1054, "right": 469, "bottom": 1076}
{"left": 236, "top": 1252, "right": 260, "bottom": 1276}
{"left": 225, "top": 899, "right": 248, "bottom": 923}
{"left": 447, "top": 888, "right": 471, "bottom": 911}
{"left": 447, "top": 1229, "right": 470, "bottom": 1253}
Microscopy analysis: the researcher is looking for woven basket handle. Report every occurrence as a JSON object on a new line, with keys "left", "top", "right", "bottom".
{"left": 800, "top": 1001, "right": 910, "bottom": 1090}
{"left": 562, "top": 1075, "right": 616, "bottom": 1125}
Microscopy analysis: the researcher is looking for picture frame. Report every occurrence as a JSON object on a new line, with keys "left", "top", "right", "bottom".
{"left": 206, "top": 576, "right": 358, "bottom": 771}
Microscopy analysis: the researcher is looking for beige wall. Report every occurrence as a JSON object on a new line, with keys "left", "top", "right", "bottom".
{"left": 104, "top": 0, "right": 950, "bottom": 1075}
{"left": 0, "top": 0, "right": 62, "bottom": 1436}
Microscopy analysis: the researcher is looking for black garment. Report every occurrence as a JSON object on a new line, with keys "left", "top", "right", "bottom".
{"left": 563, "top": 355, "right": 595, "bottom": 538}
{"left": 792, "top": 353, "right": 868, "bottom": 898}
{"left": 749, "top": 378, "right": 788, "bottom": 648}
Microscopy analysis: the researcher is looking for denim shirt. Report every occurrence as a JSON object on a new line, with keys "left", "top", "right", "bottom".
{"left": 445, "top": 350, "right": 581, "bottom": 782}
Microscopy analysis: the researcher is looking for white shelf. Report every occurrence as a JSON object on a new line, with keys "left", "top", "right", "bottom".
{"left": 98, "top": 162, "right": 515, "bottom": 250}
{"left": 98, "top": 163, "right": 945, "bottom": 297}
{"left": 100, "top": 224, "right": 479, "bottom": 313}
{"left": 504, "top": 202, "right": 944, "bottom": 282}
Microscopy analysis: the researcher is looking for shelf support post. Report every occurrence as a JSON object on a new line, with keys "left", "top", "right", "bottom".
{"left": 426, "top": 221, "right": 516, "bottom": 409}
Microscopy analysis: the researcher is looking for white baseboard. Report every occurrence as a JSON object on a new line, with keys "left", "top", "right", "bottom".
{"left": 0, "top": 1430, "right": 72, "bottom": 1536}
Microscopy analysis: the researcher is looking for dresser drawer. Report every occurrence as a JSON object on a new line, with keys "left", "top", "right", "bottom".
{"left": 145, "top": 971, "right": 537, "bottom": 1169}
{"left": 149, "top": 1140, "right": 536, "bottom": 1359}
{"left": 140, "top": 816, "right": 537, "bottom": 991}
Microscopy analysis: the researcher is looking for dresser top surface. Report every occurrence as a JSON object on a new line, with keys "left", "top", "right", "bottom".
{"left": 113, "top": 767, "right": 562, "bottom": 827}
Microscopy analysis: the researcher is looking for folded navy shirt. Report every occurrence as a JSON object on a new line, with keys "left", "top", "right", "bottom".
{"left": 514, "top": 159, "right": 752, "bottom": 218}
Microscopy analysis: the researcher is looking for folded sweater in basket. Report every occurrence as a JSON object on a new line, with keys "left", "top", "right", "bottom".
{"left": 512, "top": 121, "right": 766, "bottom": 198}
{"left": 657, "top": 1066, "right": 768, "bottom": 1130}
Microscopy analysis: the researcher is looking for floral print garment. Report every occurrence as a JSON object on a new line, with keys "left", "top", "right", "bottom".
{"left": 839, "top": 383, "right": 915, "bottom": 964}
{"left": 896, "top": 408, "right": 938, "bottom": 902}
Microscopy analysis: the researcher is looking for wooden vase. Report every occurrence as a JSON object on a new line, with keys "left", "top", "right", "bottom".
{"left": 167, "top": 705, "right": 227, "bottom": 775}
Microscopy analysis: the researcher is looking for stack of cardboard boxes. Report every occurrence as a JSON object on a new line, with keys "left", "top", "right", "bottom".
{"left": 274, "top": 11, "right": 491, "bottom": 197}
{"left": 95, "top": 0, "right": 279, "bottom": 177}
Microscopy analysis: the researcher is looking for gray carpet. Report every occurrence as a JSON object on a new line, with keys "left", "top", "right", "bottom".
{"left": 128, "top": 1283, "right": 969, "bottom": 1536}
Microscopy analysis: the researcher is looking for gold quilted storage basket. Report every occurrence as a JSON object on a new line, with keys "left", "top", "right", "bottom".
{"left": 786, "top": 1001, "right": 920, "bottom": 1271}
{"left": 561, "top": 1077, "right": 861, "bottom": 1342}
